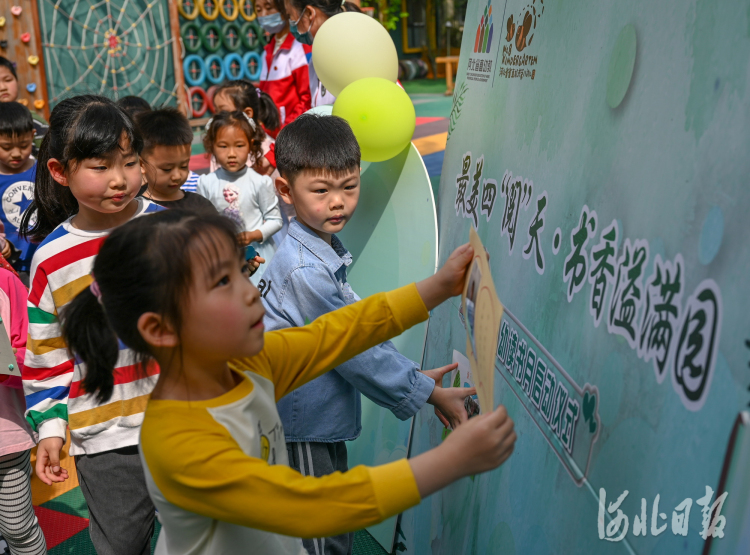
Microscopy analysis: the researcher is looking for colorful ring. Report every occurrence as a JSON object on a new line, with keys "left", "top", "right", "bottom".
{"left": 240, "top": 21, "right": 263, "bottom": 51}
{"left": 218, "top": 0, "right": 239, "bottom": 21}
{"left": 199, "top": 21, "right": 223, "bottom": 53}
{"left": 177, "top": 0, "right": 199, "bottom": 20}
{"left": 206, "top": 84, "right": 220, "bottom": 114}
{"left": 221, "top": 21, "right": 243, "bottom": 52}
{"left": 183, "top": 54, "right": 206, "bottom": 87}
{"left": 223, "top": 53, "right": 245, "bottom": 80}
{"left": 188, "top": 86, "right": 210, "bottom": 118}
{"left": 204, "top": 54, "right": 226, "bottom": 85}
{"left": 180, "top": 22, "right": 202, "bottom": 53}
{"left": 242, "top": 51, "right": 262, "bottom": 81}
{"left": 198, "top": 0, "right": 220, "bottom": 21}
{"left": 238, "top": 0, "right": 256, "bottom": 21}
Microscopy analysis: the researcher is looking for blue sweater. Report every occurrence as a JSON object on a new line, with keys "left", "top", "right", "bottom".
{"left": 260, "top": 219, "right": 435, "bottom": 442}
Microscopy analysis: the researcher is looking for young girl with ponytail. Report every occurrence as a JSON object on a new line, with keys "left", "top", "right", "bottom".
{"left": 20, "top": 94, "right": 163, "bottom": 555}
{"left": 60, "top": 209, "right": 517, "bottom": 555}
{"left": 211, "top": 79, "right": 280, "bottom": 174}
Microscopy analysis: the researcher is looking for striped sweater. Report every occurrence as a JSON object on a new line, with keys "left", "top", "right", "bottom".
{"left": 23, "top": 198, "right": 163, "bottom": 456}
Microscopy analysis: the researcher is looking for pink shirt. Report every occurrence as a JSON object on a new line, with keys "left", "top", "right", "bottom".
{"left": 0, "top": 269, "right": 36, "bottom": 456}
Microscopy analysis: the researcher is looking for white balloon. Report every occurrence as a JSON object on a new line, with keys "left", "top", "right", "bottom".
{"left": 312, "top": 12, "right": 398, "bottom": 97}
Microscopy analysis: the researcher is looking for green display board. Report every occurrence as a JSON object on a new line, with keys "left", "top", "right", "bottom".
{"left": 341, "top": 142, "right": 438, "bottom": 550}
{"left": 401, "top": 0, "right": 750, "bottom": 553}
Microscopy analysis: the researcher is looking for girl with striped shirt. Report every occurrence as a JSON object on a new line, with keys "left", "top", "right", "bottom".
{"left": 20, "top": 95, "right": 162, "bottom": 555}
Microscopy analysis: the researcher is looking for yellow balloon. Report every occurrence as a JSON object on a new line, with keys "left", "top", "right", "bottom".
{"left": 313, "top": 13, "right": 398, "bottom": 98}
{"left": 333, "top": 78, "right": 415, "bottom": 163}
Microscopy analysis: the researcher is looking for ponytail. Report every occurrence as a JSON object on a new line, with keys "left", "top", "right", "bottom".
{"left": 215, "top": 79, "right": 281, "bottom": 131}
{"left": 257, "top": 91, "right": 281, "bottom": 131}
{"left": 20, "top": 95, "right": 143, "bottom": 243}
{"left": 60, "top": 286, "right": 120, "bottom": 403}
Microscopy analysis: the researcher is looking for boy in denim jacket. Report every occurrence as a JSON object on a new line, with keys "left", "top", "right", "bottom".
{"left": 260, "top": 114, "right": 475, "bottom": 555}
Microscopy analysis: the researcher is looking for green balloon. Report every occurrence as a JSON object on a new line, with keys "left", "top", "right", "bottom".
{"left": 332, "top": 78, "right": 416, "bottom": 163}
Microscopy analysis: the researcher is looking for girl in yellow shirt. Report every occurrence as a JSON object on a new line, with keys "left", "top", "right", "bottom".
{"left": 59, "top": 210, "right": 516, "bottom": 555}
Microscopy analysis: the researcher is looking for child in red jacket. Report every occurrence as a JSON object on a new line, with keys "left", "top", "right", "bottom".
{"left": 256, "top": 0, "right": 312, "bottom": 138}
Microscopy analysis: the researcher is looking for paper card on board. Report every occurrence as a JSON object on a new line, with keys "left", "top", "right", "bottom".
{"left": 462, "top": 227, "right": 504, "bottom": 414}
{"left": 451, "top": 350, "right": 481, "bottom": 419}
{"left": 0, "top": 317, "right": 19, "bottom": 378}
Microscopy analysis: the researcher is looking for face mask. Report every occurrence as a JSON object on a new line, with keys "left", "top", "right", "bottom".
{"left": 258, "top": 13, "right": 286, "bottom": 34}
{"left": 290, "top": 8, "right": 314, "bottom": 46}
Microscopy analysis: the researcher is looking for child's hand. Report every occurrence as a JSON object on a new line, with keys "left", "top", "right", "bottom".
{"left": 442, "top": 405, "right": 516, "bottom": 476}
{"left": 408, "top": 405, "right": 515, "bottom": 498}
{"left": 253, "top": 156, "right": 274, "bottom": 176}
{"left": 35, "top": 437, "right": 69, "bottom": 486}
{"left": 249, "top": 255, "right": 266, "bottom": 276}
{"left": 415, "top": 244, "right": 475, "bottom": 311}
{"left": 239, "top": 230, "right": 263, "bottom": 246}
{"left": 423, "top": 363, "right": 476, "bottom": 429}
{"left": 1, "top": 240, "right": 11, "bottom": 259}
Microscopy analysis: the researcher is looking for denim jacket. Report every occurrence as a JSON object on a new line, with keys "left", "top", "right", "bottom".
{"left": 260, "top": 219, "right": 435, "bottom": 442}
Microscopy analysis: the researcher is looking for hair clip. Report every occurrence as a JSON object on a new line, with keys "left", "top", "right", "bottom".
{"left": 242, "top": 112, "right": 256, "bottom": 131}
{"left": 90, "top": 279, "right": 103, "bottom": 303}
{"left": 205, "top": 117, "right": 214, "bottom": 131}
{"left": 256, "top": 88, "right": 262, "bottom": 98}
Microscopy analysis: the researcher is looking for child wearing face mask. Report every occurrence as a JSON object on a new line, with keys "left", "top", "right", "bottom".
{"left": 285, "top": 0, "right": 361, "bottom": 107}
{"left": 256, "top": 0, "right": 312, "bottom": 137}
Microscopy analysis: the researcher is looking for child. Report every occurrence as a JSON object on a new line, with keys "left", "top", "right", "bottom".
{"left": 284, "top": 0, "right": 361, "bottom": 107}
{"left": 0, "top": 101, "right": 39, "bottom": 281}
{"left": 264, "top": 114, "right": 474, "bottom": 555}
{"left": 116, "top": 95, "right": 152, "bottom": 120}
{"left": 211, "top": 79, "right": 279, "bottom": 175}
{"left": 20, "top": 95, "right": 163, "bottom": 555}
{"left": 0, "top": 268, "right": 47, "bottom": 554}
{"left": 256, "top": 0, "right": 312, "bottom": 137}
{"left": 59, "top": 209, "right": 516, "bottom": 555}
{"left": 136, "top": 107, "right": 216, "bottom": 213}
{"left": 197, "top": 112, "right": 282, "bottom": 284}
{"left": 0, "top": 57, "right": 48, "bottom": 153}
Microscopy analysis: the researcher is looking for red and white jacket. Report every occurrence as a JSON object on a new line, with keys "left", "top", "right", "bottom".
{"left": 259, "top": 34, "right": 312, "bottom": 138}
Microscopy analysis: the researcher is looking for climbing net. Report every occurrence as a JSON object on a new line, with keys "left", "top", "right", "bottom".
{"left": 38, "top": 0, "right": 180, "bottom": 106}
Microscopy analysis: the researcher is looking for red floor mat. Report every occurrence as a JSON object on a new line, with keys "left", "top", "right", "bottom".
{"left": 34, "top": 505, "right": 89, "bottom": 549}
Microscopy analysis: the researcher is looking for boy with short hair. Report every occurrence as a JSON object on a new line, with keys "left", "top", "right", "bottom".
{"left": 0, "top": 101, "right": 38, "bottom": 281}
{"left": 262, "top": 114, "right": 474, "bottom": 555}
{"left": 135, "top": 107, "right": 215, "bottom": 212}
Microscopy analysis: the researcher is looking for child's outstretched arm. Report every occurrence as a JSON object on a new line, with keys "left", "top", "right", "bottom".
{"left": 252, "top": 244, "right": 475, "bottom": 400}
{"left": 140, "top": 395, "right": 515, "bottom": 539}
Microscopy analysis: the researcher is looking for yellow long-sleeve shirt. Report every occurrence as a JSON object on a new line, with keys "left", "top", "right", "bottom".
{"left": 139, "top": 284, "right": 428, "bottom": 555}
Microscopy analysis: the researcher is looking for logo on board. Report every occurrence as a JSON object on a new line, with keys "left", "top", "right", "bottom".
{"left": 499, "top": 1, "right": 544, "bottom": 81}
{"left": 467, "top": 0, "right": 495, "bottom": 83}
{"left": 474, "top": 0, "right": 494, "bottom": 54}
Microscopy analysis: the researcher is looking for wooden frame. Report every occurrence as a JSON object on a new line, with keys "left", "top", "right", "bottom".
{"left": 400, "top": 0, "right": 422, "bottom": 54}
{"left": 0, "top": 0, "right": 50, "bottom": 119}
{"left": 168, "top": 0, "right": 189, "bottom": 116}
